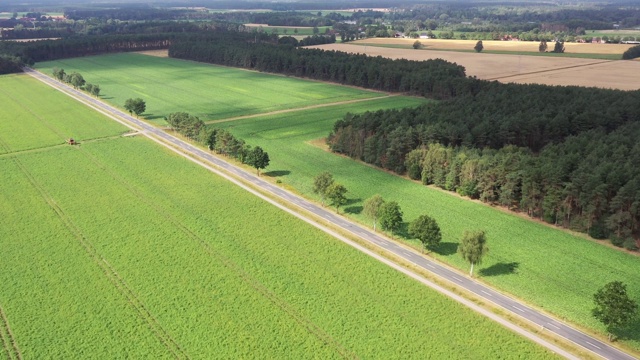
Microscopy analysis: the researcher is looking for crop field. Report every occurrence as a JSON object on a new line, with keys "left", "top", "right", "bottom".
{"left": 0, "top": 74, "right": 557, "bottom": 358}
{"left": 0, "top": 74, "right": 126, "bottom": 154}
{"left": 308, "top": 42, "right": 640, "bottom": 90}
{"left": 35, "top": 53, "right": 383, "bottom": 125}
{"left": 214, "top": 99, "right": 640, "bottom": 350}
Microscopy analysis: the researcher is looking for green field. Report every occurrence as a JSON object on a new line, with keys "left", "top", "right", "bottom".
{"left": 0, "top": 74, "right": 126, "bottom": 154}
{"left": 0, "top": 74, "right": 558, "bottom": 357}
{"left": 30, "top": 53, "right": 640, "bottom": 349}
{"left": 213, "top": 99, "right": 640, "bottom": 349}
{"left": 35, "top": 53, "right": 379, "bottom": 125}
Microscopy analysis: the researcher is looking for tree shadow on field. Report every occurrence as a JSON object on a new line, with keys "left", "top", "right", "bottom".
{"left": 344, "top": 205, "right": 362, "bottom": 214}
{"left": 144, "top": 114, "right": 165, "bottom": 120}
{"left": 100, "top": 96, "right": 113, "bottom": 100}
{"left": 616, "top": 318, "right": 640, "bottom": 342}
{"left": 263, "top": 170, "right": 290, "bottom": 177}
{"left": 343, "top": 198, "right": 362, "bottom": 214}
{"left": 435, "top": 242, "right": 458, "bottom": 256}
{"left": 479, "top": 262, "right": 520, "bottom": 277}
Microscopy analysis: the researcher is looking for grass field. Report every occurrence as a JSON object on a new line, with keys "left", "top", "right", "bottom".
{"left": 213, "top": 99, "right": 640, "bottom": 350}
{"left": 35, "top": 53, "right": 382, "bottom": 125}
{"left": 0, "top": 73, "right": 556, "bottom": 358}
{"left": 0, "top": 74, "right": 126, "bottom": 154}
{"left": 29, "top": 52, "right": 640, "bottom": 350}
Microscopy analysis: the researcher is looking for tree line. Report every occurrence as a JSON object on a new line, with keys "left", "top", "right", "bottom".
{"left": 165, "top": 112, "right": 270, "bottom": 175}
{"left": 52, "top": 68, "right": 100, "bottom": 97}
{"left": 168, "top": 34, "right": 469, "bottom": 99}
{"left": 327, "top": 88, "right": 640, "bottom": 249}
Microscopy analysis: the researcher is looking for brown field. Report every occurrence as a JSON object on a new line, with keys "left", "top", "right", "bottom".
{"left": 309, "top": 43, "right": 640, "bottom": 90}
{"left": 136, "top": 49, "right": 169, "bottom": 58}
{"left": 354, "top": 38, "right": 635, "bottom": 54}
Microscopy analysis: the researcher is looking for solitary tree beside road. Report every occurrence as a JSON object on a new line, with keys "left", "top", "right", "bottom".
{"left": 326, "top": 183, "right": 347, "bottom": 213}
{"left": 313, "top": 171, "right": 334, "bottom": 206}
{"left": 124, "top": 98, "right": 146, "bottom": 117}
{"left": 245, "top": 146, "right": 270, "bottom": 176}
{"left": 592, "top": 281, "right": 638, "bottom": 341}
{"left": 458, "top": 230, "right": 488, "bottom": 276}
{"left": 409, "top": 215, "right": 442, "bottom": 253}
{"left": 363, "top": 194, "right": 385, "bottom": 231}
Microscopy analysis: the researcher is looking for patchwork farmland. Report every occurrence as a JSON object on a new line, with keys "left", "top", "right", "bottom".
{"left": 33, "top": 53, "right": 640, "bottom": 354}
{"left": 308, "top": 41, "right": 640, "bottom": 90}
{"left": 0, "top": 73, "right": 560, "bottom": 358}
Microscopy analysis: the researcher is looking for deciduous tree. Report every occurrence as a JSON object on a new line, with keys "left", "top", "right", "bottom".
{"left": 326, "top": 183, "right": 347, "bottom": 213}
{"left": 124, "top": 98, "right": 146, "bottom": 117}
{"left": 538, "top": 40, "right": 547, "bottom": 52}
{"left": 592, "top": 281, "right": 638, "bottom": 341}
{"left": 363, "top": 194, "right": 385, "bottom": 231}
{"left": 245, "top": 146, "right": 270, "bottom": 175}
{"left": 458, "top": 230, "right": 488, "bottom": 276}
{"left": 474, "top": 40, "right": 484, "bottom": 53}
{"left": 409, "top": 215, "right": 442, "bottom": 252}
{"left": 313, "top": 171, "right": 334, "bottom": 206}
{"left": 379, "top": 201, "right": 403, "bottom": 235}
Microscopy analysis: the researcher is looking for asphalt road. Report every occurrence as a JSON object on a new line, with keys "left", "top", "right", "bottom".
{"left": 25, "top": 68, "right": 637, "bottom": 360}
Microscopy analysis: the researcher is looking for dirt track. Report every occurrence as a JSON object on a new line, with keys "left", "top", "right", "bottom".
{"left": 308, "top": 43, "right": 640, "bottom": 90}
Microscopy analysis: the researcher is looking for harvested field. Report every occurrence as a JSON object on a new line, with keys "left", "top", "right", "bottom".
{"left": 309, "top": 43, "right": 640, "bottom": 90}
{"left": 354, "top": 38, "right": 635, "bottom": 54}
{"left": 136, "top": 49, "right": 169, "bottom": 58}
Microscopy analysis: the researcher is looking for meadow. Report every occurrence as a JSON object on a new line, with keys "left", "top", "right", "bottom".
{"left": 35, "top": 53, "right": 383, "bottom": 125}
{"left": 213, "top": 99, "right": 640, "bottom": 350}
{"left": 0, "top": 73, "right": 556, "bottom": 358}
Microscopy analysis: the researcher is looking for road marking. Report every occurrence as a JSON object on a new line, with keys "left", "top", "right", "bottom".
{"left": 481, "top": 290, "right": 493, "bottom": 297}
{"left": 546, "top": 323, "right": 560, "bottom": 330}
{"left": 585, "top": 341, "right": 602, "bottom": 350}
{"left": 425, "top": 263, "right": 435, "bottom": 269}
{"left": 512, "top": 305, "right": 526, "bottom": 313}
{"left": 452, "top": 276, "right": 463, "bottom": 283}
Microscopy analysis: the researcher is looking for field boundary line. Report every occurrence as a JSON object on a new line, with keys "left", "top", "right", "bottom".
{"left": 0, "top": 306, "right": 21, "bottom": 360}
{"left": 2, "top": 144, "right": 187, "bottom": 359}
{"left": 75, "top": 145, "right": 358, "bottom": 360}
{"left": 204, "top": 95, "right": 396, "bottom": 125}
{"left": 486, "top": 59, "right": 613, "bottom": 81}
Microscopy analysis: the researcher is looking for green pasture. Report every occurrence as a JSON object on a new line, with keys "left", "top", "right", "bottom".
{"left": 214, "top": 99, "right": 640, "bottom": 349}
{"left": 0, "top": 75, "right": 555, "bottom": 358}
{"left": 0, "top": 74, "right": 127, "bottom": 154}
{"left": 35, "top": 53, "right": 381, "bottom": 126}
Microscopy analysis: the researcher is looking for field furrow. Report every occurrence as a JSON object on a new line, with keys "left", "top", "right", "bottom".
{"left": 5, "top": 154, "right": 184, "bottom": 359}
{"left": 0, "top": 306, "right": 21, "bottom": 360}
{"left": 75, "top": 146, "right": 356, "bottom": 358}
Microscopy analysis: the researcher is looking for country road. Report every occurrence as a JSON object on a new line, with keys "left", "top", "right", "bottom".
{"left": 25, "top": 67, "right": 637, "bottom": 360}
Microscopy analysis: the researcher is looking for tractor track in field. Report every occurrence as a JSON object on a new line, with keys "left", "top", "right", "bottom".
{"left": 204, "top": 94, "right": 396, "bottom": 125}
{"left": 486, "top": 59, "right": 613, "bottom": 81}
{"left": 0, "top": 137, "right": 189, "bottom": 360}
{"left": 76, "top": 146, "right": 358, "bottom": 359}
{"left": 0, "top": 306, "right": 21, "bottom": 360}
